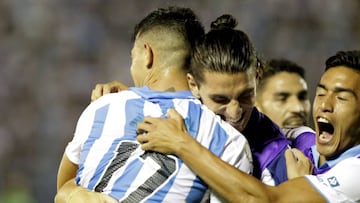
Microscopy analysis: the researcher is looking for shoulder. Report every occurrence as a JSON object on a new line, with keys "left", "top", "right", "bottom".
{"left": 89, "top": 91, "right": 140, "bottom": 109}
{"left": 305, "top": 156, "right": 360, "bottom": 202}
{"left": 282, "top": 126, "right": 315, "bottom": 140}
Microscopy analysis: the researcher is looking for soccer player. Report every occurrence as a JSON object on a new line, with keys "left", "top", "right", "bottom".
{"left": 90, "top": 14, "right": 314, "bottom": 186}
{"left": 56, "top": 6, "right": 252, "bottom": 203}
{"left": 256, "top": 59, "right": 311, "bottom": 129}
{"left": 256, "top": 59, "right": 315, "bottom": 152}
{"left": 137, "top": 50, "right": 360, "bottom": 202}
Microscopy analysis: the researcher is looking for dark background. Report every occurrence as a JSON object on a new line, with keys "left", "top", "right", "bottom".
{"left": 0, "top": 0, "right": 359, "bottom": 202}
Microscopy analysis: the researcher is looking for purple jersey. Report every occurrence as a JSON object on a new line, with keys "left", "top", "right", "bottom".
{"left": 283, "top": 126, "right": 316, "bottom": 153}
{"left": 242, "top": 107, "right": 290, "bottom": 185}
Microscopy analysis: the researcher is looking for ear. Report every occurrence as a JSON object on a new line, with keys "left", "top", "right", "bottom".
{"left": 144, "top": 43, "right": 153, "bottom": 69}
{"left": 187, "top": 73, "right": 200, "bottom": 98}
{"left": 253, "top": 68, "right": 262, "bottom": 89}
{"left": 256, "top": 68, "right": 262, "bottom": 81}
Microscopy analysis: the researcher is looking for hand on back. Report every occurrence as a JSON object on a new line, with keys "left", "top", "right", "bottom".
{"left": 137, "top": 109, "right": 192, "bottom": 155}
{"left": 91, "top": 80, "right": 128, "bottom": 102}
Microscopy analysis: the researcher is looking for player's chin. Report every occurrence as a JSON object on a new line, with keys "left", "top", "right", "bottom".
{"left": 283, "top": 118, "right": 306, "bottom": 128}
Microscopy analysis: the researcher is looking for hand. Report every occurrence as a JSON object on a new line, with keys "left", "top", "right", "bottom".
{"left": 55, "top": 179, "right": 118, "bottom": 203}
{"left": 137, "top": 109, "right": 192, "bottom": 155}
{"left": 91, "top": 80, "right": 128, "bottom": 102}
{"left": 285, "top": 148, "right": 314, "bottom": 179}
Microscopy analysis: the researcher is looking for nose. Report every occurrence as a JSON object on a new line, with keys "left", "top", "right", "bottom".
{"left": 226, "top": 100, "right": 242, "bottom": 120}
{"left": 317, "top": 95, "right": 333, "bottom": 113}
{"left": 288, "top": 97, "right": 305, "bottom": 113}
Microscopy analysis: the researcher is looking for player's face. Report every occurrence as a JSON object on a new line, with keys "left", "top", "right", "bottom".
{"left": 256, "top": 72, "right": 310, "bottom": 128}
{"left": 189, "top": 70, "right": 256, "bottom": 132}
{"left": 313, "top": 66, "right": 360, "bottom": 161}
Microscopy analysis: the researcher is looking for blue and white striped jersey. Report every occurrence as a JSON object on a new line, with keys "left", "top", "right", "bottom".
{"left": 65, "top": 86, "right": 252, "bottom": 203}
{"left": 305, "top": 145, "right": 360, "bottom": 202}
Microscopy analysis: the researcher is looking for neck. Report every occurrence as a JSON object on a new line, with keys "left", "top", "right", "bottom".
{"left": 146, "top": 70, "right": 190, "bottom": 92}
{"left": 318, "top": 155, "right": 327, "bottom": 166}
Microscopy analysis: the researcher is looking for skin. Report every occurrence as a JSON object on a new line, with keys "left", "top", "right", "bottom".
{"left": 136, "top": 65, "right": 360, "bottom": 202}
{"left": 56, "top": 29, "right": 190, "bottom": 202}
{"left": 137, "top": 109, "right": 323, "bottom": 203}
{"left": 314, "top": 66, "right": 360, "bottom": 165}
{"left": 89, "top": 67, "right": 313, "bottom": 180}
{"left": 256, "top": 72, "right": 310, "bottom": 128}
{"left": 55, "top": 178, "right": 117, "bottom": 203}
{"left": 91, "top": 80, "right": 128, "bottom": 102}
{"left": 187, "top": 69, "right": 257, "bottom": 132}
{"left": 91, "top": 67, "right": 258, "bottom": 133}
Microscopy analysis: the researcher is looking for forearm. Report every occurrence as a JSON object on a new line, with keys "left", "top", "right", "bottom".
{"left": 177, "top": 136, "right": 272, "bottom": 203}
{"left": 55, "top": 178, "right": 118, "bottom": 203}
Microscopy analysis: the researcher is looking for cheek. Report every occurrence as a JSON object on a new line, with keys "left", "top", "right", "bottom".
{"left": 262, "top": 99, "right": 278, "bottom": 109}
{"left": 203, "top": 100, "right": 223, "bottom": 114}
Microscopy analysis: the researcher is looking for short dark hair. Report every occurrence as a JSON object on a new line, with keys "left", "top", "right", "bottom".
{"left": 325, "top": 50, "right": 360, "bottom": 72}
{"left": 132, "top": 6, "right": 205, "bottom": 49}
{"left": 257, "top": 59, "right": 305, "bottom": 91}
{"left": 267, "top": 59, "right": 305, "bottom": 78}
{"left": 190, "top": 14, "right": 260, "bottom": 85}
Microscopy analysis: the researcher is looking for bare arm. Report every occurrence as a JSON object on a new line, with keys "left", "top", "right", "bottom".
{"left": 57, "top": 153, "right": 78, "bottom": 191}
{"left": 56, "top": 155, "right": 117, "bottom": 203}
{"left": 137, "top": 109, "right": 326, "bottom": 203}
{"left": 55, "top": 178, "right": 117, "bottom": 203}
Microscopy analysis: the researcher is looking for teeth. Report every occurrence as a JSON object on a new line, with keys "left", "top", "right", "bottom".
{"left": 317, "top": 117, "right": 329, "bottom": 123}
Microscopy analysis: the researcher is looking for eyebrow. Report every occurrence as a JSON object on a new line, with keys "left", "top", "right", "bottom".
{"left": 274, "top": 89, "right": 307, "bottom": 95}
{"left": 273, "top": 92, "right": 290, "bottom": 97}
{"left": 209, "top": 94, "right": 228, "bottom": 100}
{"left": 317, "top": 84, "right": 358, "bottom": 99}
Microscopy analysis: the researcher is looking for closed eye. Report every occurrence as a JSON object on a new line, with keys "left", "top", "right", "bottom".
{"left": 210, "top": 96, "right": 230, "bottom": 104}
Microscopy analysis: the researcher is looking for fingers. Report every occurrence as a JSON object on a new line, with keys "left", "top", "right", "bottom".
{"left": 136, "top": 133, "right": 156, "bottom": 152}
{"left": 90, "top": 81, "right": 129, "bottom": 102}
{"left": 91, "top": 84, "right": 104, "bottom": 102}
{"left": 137, "top": 117, "right": 158, "bottom": 133}
{"left": 285, "top": 148, "right": 298, "bottom": 163}
{"left": 285, "top": 148, "right": 313, "bottom": 178}
{"left": 166, "top": 108, "right": 183, "bottom": 120}
{"left": 136, "top": 133, "right": 147, "bottom": 144}
{"left": 106, "top": 80, "right": 128, "bottom": 93}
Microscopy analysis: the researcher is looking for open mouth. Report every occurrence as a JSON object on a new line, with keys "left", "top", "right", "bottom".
{"left": 317, "top": 117, "right": 334, "bottom": 144}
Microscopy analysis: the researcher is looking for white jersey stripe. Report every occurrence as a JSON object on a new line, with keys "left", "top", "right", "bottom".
{"left": 66, "top": 87, "right": 252, "bottom": 202}
{"left": 77, "top": 104, "right": 110, "bottom": 186}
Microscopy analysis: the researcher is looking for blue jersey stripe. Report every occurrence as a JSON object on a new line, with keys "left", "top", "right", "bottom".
{"left": 185, "top": 176, "right": 207, "bottom": 203}
{"left": 77, "top": 104, "right": 109, "bottom": 184}
{"left": 124, "top": 98, "right": 145, "bottom": 139}
{"left": 72, "top": 87, "right": 251, "bottom": 202}
{"left": 184, "top": 102, "right": 202, "bottom": 139}
{"left": 88, "top": 139, "right": 122, "bottom": 189}
{"left": 208, "top": 124, "right": 229, "bottom": 157}
{"left": 110, "top": 158, "right": 145, "bottom": 200}
{"left": 91, "top": 98, "right": 145, "bottom": 190}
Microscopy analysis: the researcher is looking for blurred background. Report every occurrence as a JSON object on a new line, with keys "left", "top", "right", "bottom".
{"left": 0, "top": 0, "right": 359, "bottom": 202}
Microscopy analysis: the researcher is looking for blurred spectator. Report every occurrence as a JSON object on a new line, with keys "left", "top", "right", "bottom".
{"left": 0, "top": 1, "right": 359, "bottom": 202}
